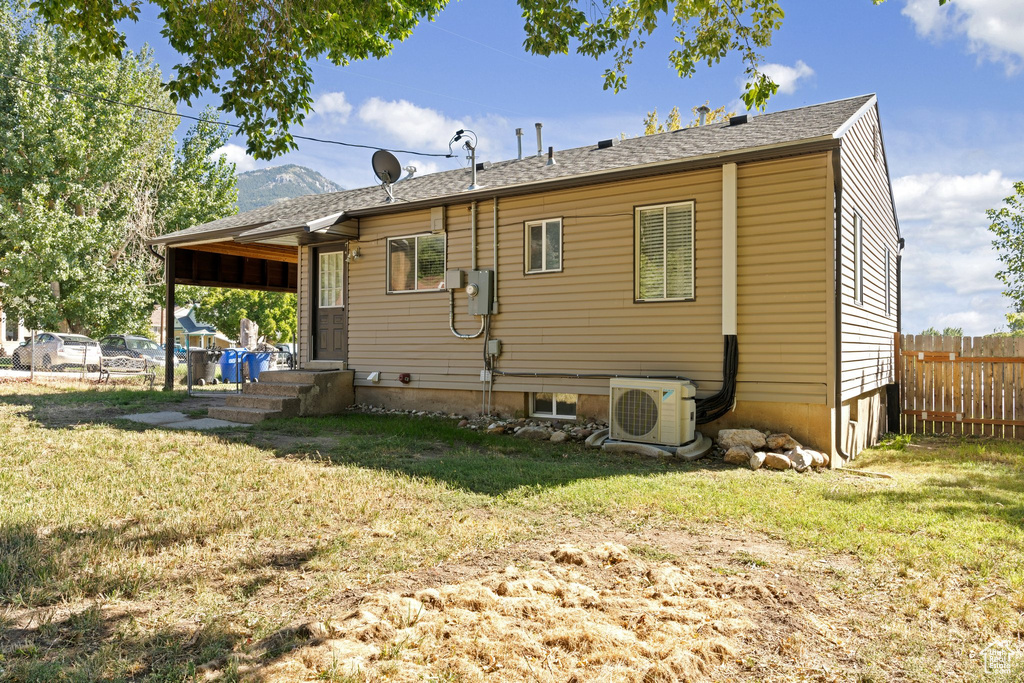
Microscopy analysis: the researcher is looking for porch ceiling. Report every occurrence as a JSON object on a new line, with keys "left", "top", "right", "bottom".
{"left": 170, "top": 245, "right": 297, "bottom": 293}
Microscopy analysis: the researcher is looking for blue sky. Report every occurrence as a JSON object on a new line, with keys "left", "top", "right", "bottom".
{"left": 122, "top": 0, "right": 1024, "bottom": 336}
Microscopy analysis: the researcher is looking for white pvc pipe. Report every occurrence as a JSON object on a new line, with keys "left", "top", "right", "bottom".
{"left": 722, "top": 163, "right": 738, "bottom": 336}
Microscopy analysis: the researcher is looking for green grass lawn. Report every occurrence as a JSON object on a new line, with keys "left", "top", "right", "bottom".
{"left": 0, "top": 384, "right": 1021, "bottom": 681}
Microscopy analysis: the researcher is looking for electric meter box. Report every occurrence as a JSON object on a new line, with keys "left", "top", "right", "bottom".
{"left": 445, "top": 268, "right": 465, "bottom": 290}
{"left": 466, "top": 269, "right": 494, "bottom": 315}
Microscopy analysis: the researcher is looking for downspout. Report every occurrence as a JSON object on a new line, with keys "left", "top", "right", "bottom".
{"left": 492, "top": 198, "right": 499, "bottom": 313}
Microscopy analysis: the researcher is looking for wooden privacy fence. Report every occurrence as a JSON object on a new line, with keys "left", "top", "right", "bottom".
{"left": 899, "top": 334, "right": 1024, "bottom": 438}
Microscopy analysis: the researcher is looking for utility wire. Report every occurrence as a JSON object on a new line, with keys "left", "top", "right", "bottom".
{"left": 0, "top": 72, "right": 457, "bottom": 158}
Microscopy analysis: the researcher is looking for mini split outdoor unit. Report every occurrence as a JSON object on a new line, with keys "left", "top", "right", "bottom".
{"left": 609, "top": 378, "right": 696, "bottom": 447}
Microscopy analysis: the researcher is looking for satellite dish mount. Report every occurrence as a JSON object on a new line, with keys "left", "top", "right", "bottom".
{"left": 372, "top": 150, "right": 403, "bottom": 203}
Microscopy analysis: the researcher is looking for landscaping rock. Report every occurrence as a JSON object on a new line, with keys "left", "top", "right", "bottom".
{"left": 717, "top": 429, "right": 767, "bottom": 450}
{"left": 764, "top": 452, "right": 792, "bottom": 470}
{"left": 550, "top": 431, "right": 569, "bottom": 443}
{"left": 515, "top": 426, "right": 551, "bottom": 441}
{"left": 486, "top": 425, "right": 506, "bottom": 435}
{"left": 457, "top": 419, "right": 470, "bottom": 428}
{"left": 788, "top": 448, "right": 813, "bottom": 472}
{"left": 602, "top": 441, "right": 671, "bottom": 458}
{"left": 749, "top": 451, "right": 766, "bottom": 471}
{"left": 585, "top": 428, "right": 610, "bottom": 449}
{"left": 806, "top": 449, "right": 827, "bottom": 467}
{"left": 766, "top": 433, "right": 801, "bottom": 451}
{"left": 723, "top": 445, "right": 754, "bottom": 465}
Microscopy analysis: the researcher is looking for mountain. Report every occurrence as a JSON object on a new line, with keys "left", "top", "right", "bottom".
{"left": 235, "top": 164, "right": 344, "bottom": 213}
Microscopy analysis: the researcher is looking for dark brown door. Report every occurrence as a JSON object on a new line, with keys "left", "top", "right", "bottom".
{"left": 313, "top": 245, "right": 347, "bottom": 360}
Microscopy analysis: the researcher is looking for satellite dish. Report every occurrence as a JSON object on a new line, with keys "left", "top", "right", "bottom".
{"left": 372, "top": 150, "right": 402, "bottom": 184}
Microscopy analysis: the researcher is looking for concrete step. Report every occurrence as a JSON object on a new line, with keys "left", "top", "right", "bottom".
{"left": 258, "top": 370, "right": 324, "bottom": 385}
{"left": 208, "top": 406, "right": 282, "bottom": 424}
{"left": 225, "top": 394, "right": 300, "bottom": 416}
{"left": 242, "top": 381, "right": 314, "bottom": 398}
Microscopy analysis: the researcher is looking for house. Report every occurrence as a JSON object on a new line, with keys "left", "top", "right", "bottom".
{"left": 151, "top": 306, "right": 233, "bottom": 350}
{"left": 150, "top": 94, "right": 901, "bottom": 462}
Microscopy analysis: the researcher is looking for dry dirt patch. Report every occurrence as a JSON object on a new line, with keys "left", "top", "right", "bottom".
{"left": 208, "top": 541, "right": 850, "bottom": 682}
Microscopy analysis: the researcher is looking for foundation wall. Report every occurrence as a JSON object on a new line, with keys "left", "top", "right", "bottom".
{"left": 841, "top": 386, "right": 888, "bottom": 457}
{"left": 352, "top": 386, "right": 840, "bottom": 455}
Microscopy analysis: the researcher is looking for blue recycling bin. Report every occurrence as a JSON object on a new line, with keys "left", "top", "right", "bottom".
{"left": 245, "top": 351, "right": 272, "bottom": 381}
{"left": 219, "top": 348, "right": 244, "bottom": 383}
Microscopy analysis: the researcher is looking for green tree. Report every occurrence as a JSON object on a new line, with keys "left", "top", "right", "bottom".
{"left": 921, "top": 326, "right": 963, "bottom": 337}
{"left": 0, "top": 4, "right": 237, "bottom": 335}
{"left": 644, "top": 100, "right": 735, "bottom": 134}
{"left": 27, "top": 0, "right": 951, "bottom": 159}
{"left": 988, "top": 181, "right": 1024, "bottom": 323}
{"left": 177, "top": 287, "right": 296, "bottom": 343}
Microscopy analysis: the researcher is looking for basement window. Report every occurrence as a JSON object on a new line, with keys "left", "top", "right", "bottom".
{"left": 531, "top": 392, "right": 577, "bottom": 419}
{"left": 635, "top": 201, "right": 695, "bottom": 302}
{"left": 387, "top": 233, "right": 446, "bottom": 293}
{"left": 525, "top": 218, "right": 562, "bottom": 273}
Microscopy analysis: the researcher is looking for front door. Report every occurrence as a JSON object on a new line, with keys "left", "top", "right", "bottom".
{"left": 314, "top": 245, "right": 347, "bottom": 360}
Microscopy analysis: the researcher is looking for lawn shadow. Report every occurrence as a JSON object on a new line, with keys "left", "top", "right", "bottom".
{"left": 224, "top": 412, "right": 728, "bottom": 498}
{"left": 0, "top": 600, "right": 243, "bottom": 681}
{"left": 0, "top": 515, "right": 246, "bottom": 608}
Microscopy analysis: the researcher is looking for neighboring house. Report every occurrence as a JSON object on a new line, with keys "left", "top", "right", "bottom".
{"left": 0, "top": 306, "right": 30, "bottom": 355}
{"left": 151, "top": 94, "right": 900, "bottom": 461}
{"left": 152, "top": 306, "right": 233, "bottom": 349}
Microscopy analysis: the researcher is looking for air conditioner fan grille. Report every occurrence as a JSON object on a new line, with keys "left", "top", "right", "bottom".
{"left": 613, "top": 388, "right": 659, "bottom": 437}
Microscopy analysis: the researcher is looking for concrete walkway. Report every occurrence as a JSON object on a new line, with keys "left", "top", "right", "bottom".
{"left": 122, "top": 411, "right": 246, "bottom": 430}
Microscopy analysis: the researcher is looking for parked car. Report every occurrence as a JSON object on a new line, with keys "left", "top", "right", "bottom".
{"left": 13, "top": 332, "right": 102, "bottom": 371}
{"left": 10, "top": 339, "right": 31, "bottom": 369}
{"left": 99, "top": 334, "right": 174, "bottom": 367}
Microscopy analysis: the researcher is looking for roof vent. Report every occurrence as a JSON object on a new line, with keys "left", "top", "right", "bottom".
{"left": 597, "top": 138, "right": 617, "bottom": 149}
{"left": 475, "top": 161, "right": 491, "bottom": 172}
{"left": 729, "top": 114, "right": 748, "bottom": 126}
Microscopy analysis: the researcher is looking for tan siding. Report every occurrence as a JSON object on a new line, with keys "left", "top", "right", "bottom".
{"left": 341, "top": 155, "right": 832, "bottom": 405}
{"left": 736, "top": 153, "right": 831, "bottom": 404}
{"left": 838, "top": 105, "right": 899, "bottom": 401}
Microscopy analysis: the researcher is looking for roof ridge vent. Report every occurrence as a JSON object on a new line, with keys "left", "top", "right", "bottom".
{"left": 597, "top": 138, "right": 617, "bottom": 149}
{"left": 729, "top": 114, "right": 748, "bottom": 126}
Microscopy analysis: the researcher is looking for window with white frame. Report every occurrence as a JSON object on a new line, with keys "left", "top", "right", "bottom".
{"left": 531, "top": 392, "right": 577, "bottom": 419}
{"left": 635, "top": 201, "right": 695, "bottom": 302}
{"left": 525, "top": 218, "right": 562, "bottom": 273}
{"left": 885, "top": 247, "right": 892, "bottom": 317}
{"left": 319, "top": 251, "right": 345, "bottom": 308}
{"left": 387, "top": 233, "right": 446, "bottom": 293}
{"left": 853, "top": 213, "right": 864, "bottom": 305}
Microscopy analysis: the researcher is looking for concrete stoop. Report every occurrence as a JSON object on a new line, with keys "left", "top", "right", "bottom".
{"left": 208, "top": 369, "right": 354, "bottom": 424}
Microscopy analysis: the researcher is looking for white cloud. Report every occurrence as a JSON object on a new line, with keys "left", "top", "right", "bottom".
{"left": 312, "top": 91, "right": 353, "bottom": 123}
{"left": 358, "top": 97, "right": 465, "bottom": 149}
{"left": 212, "top": 143, "right": 257, "bottom": 172}
{"left": 902, "top": 0, "right": 1024, "bottom": 72}
{"left": 759, "top": 60, "right": 815, "bottom": 95}
{"left": 893, "top": 170, "right": 1014, "bottom": 334}
{"left": 356, "top": 97, "right": 511, "bottom": 161}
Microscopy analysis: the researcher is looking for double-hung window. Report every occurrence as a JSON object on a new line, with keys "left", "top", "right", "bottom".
{"left": 387, "top": 233, "right": 446, "bottom": 293}
{"left": 525, "top": 218, "right": 562, "bottom": 273}
{"left": 885, "top": 247, "right": 892, "bottom": 317}
{"left": 635, "top": 201, "right": 695, "bottom": 302}
{"left": 854, "top": 213, "right": 864, "bottom": 305}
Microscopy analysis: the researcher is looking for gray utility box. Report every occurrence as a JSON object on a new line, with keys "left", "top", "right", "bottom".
{"left": 466, "top": 269, "right": 494, "bottom": 315}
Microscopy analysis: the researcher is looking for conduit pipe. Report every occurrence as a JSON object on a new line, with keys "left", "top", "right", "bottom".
{"left": 449, "top": 290, "right": 485, "bottom": 339}
{"left": 471, "top": 200, "right": 477, "bottom": 270}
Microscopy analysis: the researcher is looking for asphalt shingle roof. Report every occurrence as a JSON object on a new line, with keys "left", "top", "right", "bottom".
{"left": 155, "top": 94, "right": 874, "bottom": 245}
